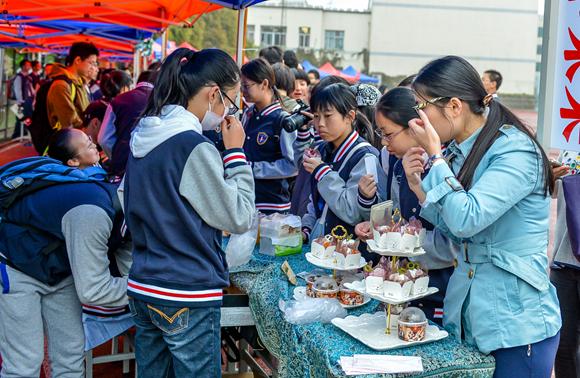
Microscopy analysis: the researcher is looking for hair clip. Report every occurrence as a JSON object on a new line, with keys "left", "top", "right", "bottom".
{"left": 483, "top": 94, "right": 493, "bottom": 107}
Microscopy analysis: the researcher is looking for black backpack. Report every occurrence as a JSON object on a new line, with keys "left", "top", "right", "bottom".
{"left": 27, "top": 76, "right": 76, "bottom": 155}
{"left": 0, "top": 157, "right": 128, "bottom": 285}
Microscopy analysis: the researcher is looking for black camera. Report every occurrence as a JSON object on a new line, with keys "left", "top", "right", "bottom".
{"left": 281, "top": 99, "right": 311, "bottom": 133}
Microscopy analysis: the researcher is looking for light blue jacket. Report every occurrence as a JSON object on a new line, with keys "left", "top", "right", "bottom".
{"left": 420, "top": 124, "right": 561, "bottom": 354}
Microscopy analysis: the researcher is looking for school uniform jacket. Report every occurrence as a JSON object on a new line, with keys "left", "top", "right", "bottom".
{"left": 242, "top": 102, "right": 298, "bottom": 212}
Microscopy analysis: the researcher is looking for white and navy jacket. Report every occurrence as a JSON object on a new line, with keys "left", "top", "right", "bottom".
{"left": 295, "top": 129, "right": 379, "bottom": 241}
{"left": 124, "top": 105, "right": 255, "bottom": 308}
{"left": 242, "top": 102, "right": 298, "bottom": 213}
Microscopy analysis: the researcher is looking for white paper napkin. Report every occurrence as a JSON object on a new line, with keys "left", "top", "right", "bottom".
{"left": 339, "top": 354, "right": 423, "bottom": 375}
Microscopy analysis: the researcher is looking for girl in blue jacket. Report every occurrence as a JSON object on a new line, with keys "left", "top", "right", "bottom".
{"left": 402, "top": 55, "right": 560, "bottom": 378}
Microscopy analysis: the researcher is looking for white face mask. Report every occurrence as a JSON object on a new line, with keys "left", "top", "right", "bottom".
{"left": 201, "top": 89, "right": 229, "bottom": 131}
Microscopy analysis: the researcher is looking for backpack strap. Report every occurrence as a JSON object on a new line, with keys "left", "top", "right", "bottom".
{"left": 52, "top": 76, "right": 77, "bottom": 132}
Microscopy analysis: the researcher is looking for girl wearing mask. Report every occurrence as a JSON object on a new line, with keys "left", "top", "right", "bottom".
{"left": 123, "top": 48, "right": 255, "bottom": 376}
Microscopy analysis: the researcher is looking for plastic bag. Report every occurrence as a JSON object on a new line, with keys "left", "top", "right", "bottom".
{"left": 225, "top": 211, "right": 259, "bottom": 268}
{"left": 278, "top": 298, "right": 347, "bottom": 325}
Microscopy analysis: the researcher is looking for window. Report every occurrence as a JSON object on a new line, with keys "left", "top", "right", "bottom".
{"left": 538, "top": 27, "right": 543, "bottom": 38}
{"left": 299, "top": 27, "right": 310, "bottom": 48}
{"left": 261, "top": 26, "right": 286, "bottom": 46}
{"left": 537, "top": 44, "right": 542, "bottom": 55}
{"left": 536, "top": 62, "right": 542, "bottom": 72}
{"left": 247, "top": 25, "right": 255, "bottom": 43}
{"left": 325, "top": 30, "right": 344, "bottom": 50}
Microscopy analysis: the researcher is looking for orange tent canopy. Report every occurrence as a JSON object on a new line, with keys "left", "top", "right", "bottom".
{"left": 0, "top": 0, "right": 223, "bottom": 33}
{"left": 178, "top": 41, "right": 198, "bottom": 51}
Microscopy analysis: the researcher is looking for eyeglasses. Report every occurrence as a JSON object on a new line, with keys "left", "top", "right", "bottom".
{"left": 72, "top": 135, "right": 96, "bottom": 158}
{"left": 413, "top": 97, "right": 448, "bottom": 117}
{"left": 241, "top": 83, "right": 256, "bottom": 91}
{"left": 375, "top": 127, "right": 405, "bottom": 142}
{"left": 205, "top": 84, "right": 239, "bottom": 116}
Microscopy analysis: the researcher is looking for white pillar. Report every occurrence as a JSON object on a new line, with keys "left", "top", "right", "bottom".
{"left": 235, "top": 8, "right": 246, "bottom": 69}
{"left": 133, "top": 49, "right": 141, "bottom": 85}
{"left": 161, "top": 30, "right": 168, "bottom": 60}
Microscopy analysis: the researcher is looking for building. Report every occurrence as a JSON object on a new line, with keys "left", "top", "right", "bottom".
{"left": 246, "top": 0, "right": 540, "bottom": 95}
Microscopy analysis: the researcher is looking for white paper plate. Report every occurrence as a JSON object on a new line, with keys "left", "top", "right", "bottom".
{"left": 332, "top": 312, "right": 448, "bottom": 351}
{"left": 305, "top": 252, "right": 367, "bottom": 271}
{"left": 366, "top": 240, "right": 426, "bottom": 257}
{"left": 343, "top": 280, "right": 439, "bottom": 305}
{"left": 293, "top": 286, "right": 371, "bottom": 309}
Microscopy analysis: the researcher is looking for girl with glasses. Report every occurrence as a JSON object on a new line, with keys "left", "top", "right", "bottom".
{"left": 47, "top": 128, "right": 100, "bottom": 170}
{"left": 122, "top": 48, "right": 255, "bottom": 377}
{"left": 402, "top": 55, "right": 560, "bottom": 378}
{"left": 240, "top": 58, "right": 299, "bottom": 213}
{"left": 354, "top": 87, "right": 459, "bottom": 325}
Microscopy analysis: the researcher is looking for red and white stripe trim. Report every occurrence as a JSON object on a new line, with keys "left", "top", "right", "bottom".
{"left": 358, "top": 194, "right": 375, "bottom": 206}
{"left": 261, "top": 103, "right": 282, "bottom": 116}
{"left": 223, "top": 152, "right": 247, "bottom": 168}
{"left": 136, "top": 82, "right": 154, "bottom": 89}
{"left": 434, "top": 308, "right": 443, "bottom": 318}
{"left": 120, "top": 220, "right": 127, "bottom": 237}
{"left": 83, "top": 304, "right": 127, "bottom": 315}
{"left": 297, "top": 130, "right": 311, "bottom": 139}
{"left": 334, "top": 131, "right": 359, "bottom": 162}
{"left": 255, "top": 203, "right": 291, "bottom": 211}
{"left": 128, "top": 280, "right": 223, "bottom": 303}
{"left": 315, "top": 165, "right": 332, "bottom": 181}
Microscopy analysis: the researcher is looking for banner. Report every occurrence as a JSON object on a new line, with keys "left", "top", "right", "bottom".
{"left": 550, "top": 0, "right": 580, "bottom": 152}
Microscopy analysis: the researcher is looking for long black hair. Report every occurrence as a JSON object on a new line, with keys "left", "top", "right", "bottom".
{"left": 412, "top": 55, "right": 554, "bottom": 196}
{"left": 47, "top": 128, "right": 78, "bottom": 165}
{"left": 376, "top": 87, "right": 417, "bottom": 130}
{"left": 100, "top": 70, "right": 132, "bottom": 98}
{"left": 142, "top": 48, "right": 240, "bottom": 117}
{"left": 310, "top": 83, "right": 375, "bottom": 146}
{"left": 241, "top": 58, "right": 285, "bottom": 109}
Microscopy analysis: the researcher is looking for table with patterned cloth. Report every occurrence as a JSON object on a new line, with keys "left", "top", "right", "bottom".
{"left": 228, "top": 245, "right": 495, "bottom": 378}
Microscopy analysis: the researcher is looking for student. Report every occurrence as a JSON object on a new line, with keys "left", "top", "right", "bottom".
{"left": 12, "top": 59, "right": 34, "bottom": 139}
{"left": 482, "top": 69, "right": 502, "bottom": 102}
{"left": 47, "top": 42, "right": 98, "bottom": 130}
{"left": 298, "top": 83, "right": 378, "bottom": 256}
{"left": 30, "top": 60, "right": 42, "bottom": 90}
{"left": 48, "top": 126, "right": 100, "bottom": 170}
{"left": 83, "top": 63, "right": 99, "bottom": 103}
{"left": 290, "top": 68, "right": 310, "bottom": 102}
{"left": 272, "top": 63, "right": 299, "bottom": 111}
{"left": 283, "top": 50, "right": 299, "bottom": 69}
{"left": 123, "top": 48, "right": 255, "bottom": 376}
{"left": 307, "top": 69, "right": 320, "bottom": 85}
{"left": 402, "top": 55, "right": 560, "bottom": 377}
{"left": 354, "top": 87, "right": 459, "bottom": 324}
{"left": 259, "top": 46, "right": 283, "bottom": 65}
{"left": 241, "top": 58, "right": 298, "bottom": 213}
{"left": 99, "top": 70, "right": 155, "bottom": 177}
{"left": 0, "top": 152, "right": 132, "bottom": 377}
{"left": 350, "top": 83, "right": 382, "bottom": 149}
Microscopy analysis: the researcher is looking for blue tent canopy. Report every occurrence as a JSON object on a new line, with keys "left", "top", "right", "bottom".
{"left": 342, "top": 66, "right": 378, "bottom": 84}
{"left": 301, "top": 60, "right": 331, "bottom": 78}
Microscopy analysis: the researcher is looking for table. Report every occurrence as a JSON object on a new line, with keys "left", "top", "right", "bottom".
{"left": 229, "top": 244, "right": 495, "bottom": 378}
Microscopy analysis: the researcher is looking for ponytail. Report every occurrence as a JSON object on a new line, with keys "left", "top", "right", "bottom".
{"left": 142, "top": 48, "right": 240, "bottom": 118}
{"left": 100, "top": 70, "right": 132, "bottom": 98}
{"left": 413, "top": 56, "right": 554, "bottom": 196}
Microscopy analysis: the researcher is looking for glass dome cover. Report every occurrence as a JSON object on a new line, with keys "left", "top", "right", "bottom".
{"left": 313, "top": 276, "right": 338, "bottom": 292}
{"left": 398, "top": 307, "right": 427, "bottom": 323}
{"left": 306, "top": 269, "right": 329, "bottom": 284}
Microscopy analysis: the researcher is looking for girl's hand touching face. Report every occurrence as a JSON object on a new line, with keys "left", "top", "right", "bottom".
{"left": 408, "top": 109, "right": 442, "bottom": 157}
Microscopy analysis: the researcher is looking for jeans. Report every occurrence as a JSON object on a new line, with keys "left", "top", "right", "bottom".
{"left": 551, "top": 266, "right": 580, "bottom": 378}
{"left": 0, "top": 265, "right": 85, "bottom": 378}
{"left": 491, "top": 331, "right": 560, "bottom": 378}
{"left": 128, "top": 297, "right": 221, "bottom": 377}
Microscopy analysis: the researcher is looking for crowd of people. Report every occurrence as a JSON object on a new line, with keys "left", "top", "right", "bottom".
{"left": 0, "top": 40, "right": 573, "bottom": 378}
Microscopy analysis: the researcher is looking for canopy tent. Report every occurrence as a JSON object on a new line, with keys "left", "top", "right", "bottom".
{"left": 178, "top": 41, "right": 198, "bottom": 51}
{"left": 341, "top": 65, "right": 378, "bottom": 84}
{"left": 318, "top": 62, "right": 359, "bottom": 82}
{"left": 231, "top": 54, "right": 250, "bottom": 64}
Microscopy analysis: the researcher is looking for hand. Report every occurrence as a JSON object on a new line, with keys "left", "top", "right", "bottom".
{"left": 301, "top": 231, "right": 309, "bottom": 244}
{"left": 358, "top": 174, "right": 377, "bottom": 198}
{"left": 303, "top": 156, "right": 323, "bottom": 174}
{"left": 408, "top": 109, "right": 442, "bottom": 157}
{"left": 553, "top": 165, "right": 570, "bottom": 179}
{"left": 299, "top": 111, "right": 314, "bottom": 131}
{"left": 402, "top": 147, "right": 426, "bottom": 190}
{"left": 354, "top": 221, "right": 372, "bottom": 243}
{"left": 222, "top": 116, "right": 245, "bottom": 150}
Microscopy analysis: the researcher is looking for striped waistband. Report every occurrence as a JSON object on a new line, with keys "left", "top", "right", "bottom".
{"left": 127, "top": 279, "right": 223, "bottom": 304}
{"left": 255, "top": 203, "right": 291, "bottom": 212}
{"left": 82, "top": 304, "right": 129, "bottom": 317}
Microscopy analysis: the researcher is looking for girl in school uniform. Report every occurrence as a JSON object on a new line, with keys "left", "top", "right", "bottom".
{"left": 241, "top": 58, "right": 298, "bottom": 213}
{"left": 354, "top": 87, "right": 459, "bottom": 325}
{"left": 402, "top": 55, "right": 560, "bottom": 378}
{"left": 297, "top": 83, "right": 379, "bottom": 260}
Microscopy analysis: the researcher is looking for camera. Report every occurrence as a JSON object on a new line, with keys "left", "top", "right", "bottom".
{"left": 281, "top": 99, "right": 311, "bottom": 133}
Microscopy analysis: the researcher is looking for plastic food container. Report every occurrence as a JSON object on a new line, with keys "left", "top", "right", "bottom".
{"left": 305, "top": 269, "right": 329, "bottom": 298}
{"left": 397, "top": 307, "right": 428, "bottom": 342}
{"left": 339, "top": 276, "right": 364, "bottom": 306}
{"left": 312, "top": 276, "right": 339, "bottom": 299}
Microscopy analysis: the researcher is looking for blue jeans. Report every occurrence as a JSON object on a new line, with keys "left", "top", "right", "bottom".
{"left": 128, "top": 298, "right": 221, "bottom": 377}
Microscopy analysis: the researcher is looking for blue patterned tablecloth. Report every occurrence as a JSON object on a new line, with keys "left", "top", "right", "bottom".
{"left": 229, "top": 245, "right": 495, "bottom": 378}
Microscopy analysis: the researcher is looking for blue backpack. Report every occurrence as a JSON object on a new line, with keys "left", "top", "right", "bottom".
{"left": 0, "top": 157, "right": 127, "bottom": 284}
